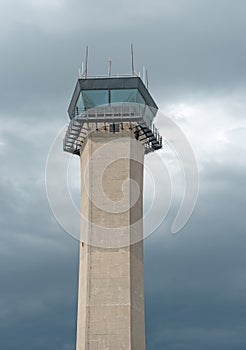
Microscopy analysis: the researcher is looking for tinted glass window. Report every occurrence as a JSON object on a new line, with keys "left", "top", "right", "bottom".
{"left": 82, "top": 90, "right": 108, "bottom": 109}
{"left": 73, "top": 88, "right": 146, "bottom": 118}
{"left": 75, "top": 90, "right": 108, "bottom": 115}
{"left": 111, "top": 89, "right": 145, "bottom": 104}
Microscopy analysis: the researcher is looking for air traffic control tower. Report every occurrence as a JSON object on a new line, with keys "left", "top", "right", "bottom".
{"left": 64, "top": 62, "right": 162, "bottom": 349}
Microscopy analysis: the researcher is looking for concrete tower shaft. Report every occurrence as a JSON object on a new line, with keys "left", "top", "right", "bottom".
{"left": 77, "top": 126, "right": 145, "bottom": 349}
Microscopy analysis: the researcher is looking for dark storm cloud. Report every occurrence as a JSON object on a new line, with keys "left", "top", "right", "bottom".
{"left": 0, "top": 112, "right": 78, "bottom": 349}
{"left": 0, "top": 226, "right": 79, "bottom": 350}
{"left": 145, "top": 161, "right": 246, "bottom": 350}
{"left": 0, "top": 0, "right": 246, "bottom": 349}
{"left": 0, "top": 131, "right": 79, "bottom": 349}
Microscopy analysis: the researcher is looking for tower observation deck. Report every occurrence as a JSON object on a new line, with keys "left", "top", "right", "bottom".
{"left": 64, "top": 71, "right": 162, "bottom": 350}
{"left": 64, "top": 75, "right": 162, "bottom": 155}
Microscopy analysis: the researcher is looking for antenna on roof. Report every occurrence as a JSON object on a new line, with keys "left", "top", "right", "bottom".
{"left": 85, "top": 46, "right": 89, "bottom": 78}
{"left": 81, "top": 61, "right": 84, "bottom": 77}
{"left": 108, "top": 59, "right": 112, "bottom": 77}
{"left": 143, "top": 66, "right": 146, "bottom": 84}
{"left": 79, "top": 61, "right": 84, "bottom": 78}
{"left": 146, "top": 67, "right": 149, "bottom": 90}
{"left": 131, "top": 43, "right": 135, "bottom": 76}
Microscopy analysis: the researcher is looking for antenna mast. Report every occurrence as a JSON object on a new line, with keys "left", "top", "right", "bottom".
{"left": 108, "top": 59, "right": 112, "bottom": 77}
{"left": 131, "top": 43, "right": 135, "bottom": 76}
{"left": 143, "top": 66, "right": 146, "bottom": 84}
{"left": 85, "top": 46, "right": 88, "bottom": 78}
{"left": 145, "top": 68, "right": 149, "bottom": 90}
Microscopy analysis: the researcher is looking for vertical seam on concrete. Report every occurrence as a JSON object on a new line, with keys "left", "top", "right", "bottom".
{"left": 76, "top": 242, "right": 81, "bottom": 349}
{"left": 129, "top": 133, "right": 132, "bottom": 349}
{"left": 87, "top": 137, "right": 92, "bottom": 350}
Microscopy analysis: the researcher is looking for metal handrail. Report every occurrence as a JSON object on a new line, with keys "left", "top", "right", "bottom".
{"left": 73, "top": 104, "right": 155, "bottom": 130}
{"left": 78, "top": 74, "right": 138, "bottom": 79}
{"left": 64, "top": 103, "right": 162, "bottom": 155}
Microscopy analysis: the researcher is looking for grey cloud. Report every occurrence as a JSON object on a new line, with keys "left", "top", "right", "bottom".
{"left": 143, "top": 152, "right": 246, "bottom": 349}
{"left": 0, "top": 0, "right": 246, "bottom": 349}
{"left": 0, "top": 0, "right": 246, "bottom": 117}
{"left": 145, "top": 207, "right": 246, "bottom": 348}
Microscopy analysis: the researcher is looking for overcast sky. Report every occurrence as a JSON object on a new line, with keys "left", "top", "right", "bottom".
{"left": 0, "top": 0, "right": 246, "bottom": 349}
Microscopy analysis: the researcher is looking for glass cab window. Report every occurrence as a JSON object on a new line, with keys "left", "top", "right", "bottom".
{"left": 74, "top": 90, "right": 108, "bottom": 116}
{"left": 110, "top": 89, "right": 145, "bottom": 105}
{"left": 74, "top": 88, "right": 147, "bottom": 118}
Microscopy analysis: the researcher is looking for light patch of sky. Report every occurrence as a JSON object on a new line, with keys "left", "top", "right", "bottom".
{"left": 127, "top": 0, "right": 180, "bottom": 18}
{"left": 24, "top": 0, "right": 65, "bottom": 10}
{"left": 0, "top": 0, "right": 180, "bottom": 36}
{"left": 157, "top": 95, "right": 246, "bottom": 168}
{"left": 0, "top": 0, "right": 68, "bottom": 35}
{"left": 0, "top": 140, "right": 6, "bottom": 153}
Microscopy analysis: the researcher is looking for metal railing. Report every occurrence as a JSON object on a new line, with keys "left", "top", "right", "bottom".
{"left": 78, "top": 73, "right": 138, "bottom": 79}
{"left": 72, "top": 103, "right": 156, "bottom": 130}
{"left": 64, "top": 103, "right": 162, "bottom": 155}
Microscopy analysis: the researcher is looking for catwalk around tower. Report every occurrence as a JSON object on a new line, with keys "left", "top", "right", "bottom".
{"left": 64, "top": 67, "right": 162, "bottom": 349}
